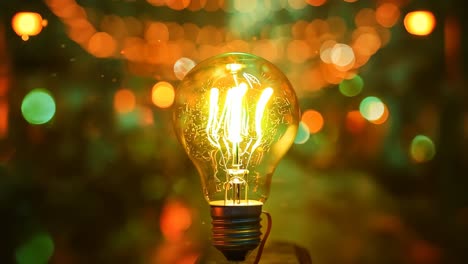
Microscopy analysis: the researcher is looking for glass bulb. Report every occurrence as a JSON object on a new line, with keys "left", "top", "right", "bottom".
{"left": 173, "top": 52, "right": 300, "bottom": 206}
{"left": 173, "top": 52, "right": 300, "bottom": 261}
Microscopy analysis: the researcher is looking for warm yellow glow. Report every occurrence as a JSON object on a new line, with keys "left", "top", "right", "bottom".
{"left": 203, "top": 63, "right": 278, "bottom": 202}
{"left": 12, "top": 12, "right": 44, "bottom": 40}
{"left": 226, "top": 63, "right": 243, "bottom": 72}
{"left": 173, "top": 53, "right": 300, "bottom": 204}
{"left": 404, "top": 11, "right": 436, "bottom": 36}
{"left": 207, "top": 83, "right": 273, "bottom": 164}
{"left": 151, "top": 81, "right": 175, "bottom": 108}
{"left": 226, "top": 83, "right": 248, "bottom": 143}
{"left": 253, "top": 88, "right": 274, "bottom": 150}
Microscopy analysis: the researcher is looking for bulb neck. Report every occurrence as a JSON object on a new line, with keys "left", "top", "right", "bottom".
{"left": 210, "top": 203, "right": 262, "bottom": 262}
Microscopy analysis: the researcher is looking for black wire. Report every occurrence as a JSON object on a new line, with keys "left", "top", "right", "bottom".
{"left": 253, "top": 211, "right": 272, "bottom": 264}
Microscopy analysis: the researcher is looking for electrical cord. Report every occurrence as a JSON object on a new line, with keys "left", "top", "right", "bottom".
{"left": 253, "top": 211, "right": 272, "bottom": 264}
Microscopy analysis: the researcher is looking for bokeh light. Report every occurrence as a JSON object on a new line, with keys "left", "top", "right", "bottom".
{"left": 330, "top": 43, "right": 355, "bottom": 69}
{"left": 376, "top": 3, "right": 400, "bottom": 28}
{"left": 320, "top": 61, "right": 347, "bottom": 85}
{"left": 234, "top": 0, "right": 257, "bottom": 12}
{"left": 369, "top": 103, "right": 389, "bottom": 125}
{"left": 145, "top": 22, "right": 169, "bottom": 43}
{"left": 146, "top": 0, "right": 165, "bottom": 6}
{"left": 2, "top": 0, "right": 465, "bottom": 263}
{"left": 301, "top": 110, "right": 324, "bottom": 134}
{"left": 12, "top": 12, "right": 45, "bottom": 41}
{"left": 114, "top": 88, "right": 136, "bottom": 114}
{"left": 174, "top": 57, "right": 196, "bottom": 80}
{"left": 100, "top": 15, "right": 127, "bottom": 39}
{"left": 66, "top": 19, "right": 96, "bottom": 47}
{"left": 121, "top": 37, "right": 146, "bottom": 62}
{"left": 166, "top": 0, "right": 191, "bottom": 10}
{"left": 187, "top": 0, "right": 207, "bottom": 11}
{"left": 0, "top": 101, "right": 7, "bottom": 139}
{"left": 289, "top": 0, "right": 308, "bottom": 10}
{"left": 15, "top": 232, "right": 54, "bottom": 264}
{"left": 404, "top": 11, "right": 436, "bottom": 36}
{"left": 339, "top": 75, "right": 363, "bottom": 97}
{"left": 252, "top": 40, "right": 279, "bottom": 62}
{"left": 307, "top": 0, "right": 327, "bottom": 7}
{"left": 355, "top": 8, "right": 377, "bottom": 27}
{"left": 43, "top": 0, "right": 389, "bottom": 79}
{"left": 294, "top": 121, "right": 310, "bottom": 144}
{"left": 328, "top": 16, "right": 347, "bottom": 39}
{"left": 87, "top": 32, "right": 117, "bottom": 58}
{"left": 410, "top": 135, "right": 436, "bottom": 162}
{"left": 320, "top": 40, "right": 336, "bottom": 64}
{"left": 352, "top": 27, "right": 381, "bottom": 57}
{"left": 21, "top": 88, "right": 56, "bottom": 125}
{"left": 346, "top": 110, "right": 366, "bottom": 134}
{"left": 151, "top": 81, "right": 175, "bottom": 109}
{"left": 359, "top": 96, "right": 385, "bottom": 121}
{"left": 46, "top": 0, "right": 84, "bottom": 19}
{"left": 160, "top": 200, "right": 192, "bottom": 242}
{"left": 123, "top": 16, "right": 143, "bottom": 36}
{"left": 287, "top": 40, "right": 311, "bottom": 63}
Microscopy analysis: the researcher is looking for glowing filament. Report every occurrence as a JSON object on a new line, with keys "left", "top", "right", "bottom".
{"left": 226, "top": 63, "right": 243, "bottom": 72}
{"left": 226, "top": 83, "right": 247, "bottom": 143}
{"left": 206, "top": 81, "right": 273, "bottom": 172}
{"left": 252, "top": 87, "right": 273, "bottom": 152}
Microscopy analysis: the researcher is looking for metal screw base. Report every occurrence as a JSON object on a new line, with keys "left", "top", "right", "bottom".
{"left": 210, "top": 204, "right": 262, "bottom": 261}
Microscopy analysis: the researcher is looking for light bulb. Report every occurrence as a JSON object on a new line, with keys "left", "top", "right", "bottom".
{"left": 173, "top": 52, "right": 300, "bottom": 261}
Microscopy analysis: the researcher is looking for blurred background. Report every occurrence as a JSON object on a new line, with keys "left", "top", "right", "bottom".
{"left": 0, "top": 0, "right": 467, "bottom": 263}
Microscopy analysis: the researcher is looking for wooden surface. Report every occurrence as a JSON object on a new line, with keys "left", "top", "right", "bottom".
{"left": 197, "top": 241, "right": 312, "bottom": 263}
